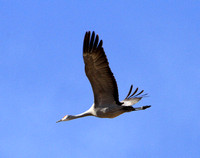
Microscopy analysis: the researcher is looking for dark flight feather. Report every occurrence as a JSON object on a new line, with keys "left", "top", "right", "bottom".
{"left": 83, "top": 31, "right": 122, "bottom": 106}
{"left": 125, "top": 86, "right": 146, "bottom": 99}
{"left": 125, "top": 85, "right": 133, "bottom": 99}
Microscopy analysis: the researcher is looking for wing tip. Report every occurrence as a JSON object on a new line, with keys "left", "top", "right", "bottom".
{"left": 83, "top": 31, "right": 103, "bottom": 53}
{"left": 125, "top": 85, "right": 147, "bottom": 99}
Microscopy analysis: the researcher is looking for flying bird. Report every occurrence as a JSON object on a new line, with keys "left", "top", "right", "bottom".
{"left": 56, "top": 31, "right": 151, "bottom": 123}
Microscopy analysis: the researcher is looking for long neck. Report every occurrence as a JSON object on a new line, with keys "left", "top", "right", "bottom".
{"left": 69, "top": 111, "right": 93, "bottom": 120}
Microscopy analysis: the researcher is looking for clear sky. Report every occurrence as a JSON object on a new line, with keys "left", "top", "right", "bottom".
{"left": 1, "top": 0, "right": 200, "bottom": 157}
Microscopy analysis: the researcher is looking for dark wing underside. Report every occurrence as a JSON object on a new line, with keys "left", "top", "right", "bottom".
{"left": 124, "top": 85, "right": 148, "bottom": 99}
{"left": 83, "top": 31, "right": 122, "bottom": 107}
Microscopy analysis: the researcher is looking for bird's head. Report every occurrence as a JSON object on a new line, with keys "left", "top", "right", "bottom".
{"left": 56, "top": 115, "right": 73, "bottom": 123}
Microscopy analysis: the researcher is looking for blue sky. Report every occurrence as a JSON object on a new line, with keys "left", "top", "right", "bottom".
{"left": 1, "top": 0, "right": 200, "bottom": 157}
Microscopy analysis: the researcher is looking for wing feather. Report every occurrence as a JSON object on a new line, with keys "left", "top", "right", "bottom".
{"left": 125, "top": 85, "right": 133, "bottom": 99}
{"left": 122, "top": 86, "right": 148, "bottom": 106}
{"left": 83, "top": 31, "right": 122, "bottom": 107}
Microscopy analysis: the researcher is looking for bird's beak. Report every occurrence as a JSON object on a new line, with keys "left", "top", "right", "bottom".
{"left": 56, "top": 119, "right": 62, "bottom": 123}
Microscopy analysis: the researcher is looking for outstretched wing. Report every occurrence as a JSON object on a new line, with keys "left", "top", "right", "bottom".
{"left": 122, "top": 85, "right": 148, "bottom": 106}
{"left": 83, "top": 31, "right": 122, "bottom": 107}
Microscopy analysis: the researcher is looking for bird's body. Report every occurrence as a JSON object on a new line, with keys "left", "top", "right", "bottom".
{"left": 89, "top": 104, "right": 125, "bottom": 118}
{"left": 56, "top": 31, "right": 151, "bottom": 123}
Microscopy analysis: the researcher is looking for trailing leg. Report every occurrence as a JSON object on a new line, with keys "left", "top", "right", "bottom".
{"left": 134, "top": 105, "right": 151, "bottom": 111}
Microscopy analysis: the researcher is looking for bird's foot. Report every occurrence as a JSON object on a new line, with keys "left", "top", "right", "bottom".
{"left": 142, "top": 105, "right": 151, "bottom": 110}
{"left": 134, "top": 105, "right": 151, "bottom": 111}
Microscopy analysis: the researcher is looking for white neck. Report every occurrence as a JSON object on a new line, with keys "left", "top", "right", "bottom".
{"left": 69, "top": 110, "right": 93, "bottom": 120}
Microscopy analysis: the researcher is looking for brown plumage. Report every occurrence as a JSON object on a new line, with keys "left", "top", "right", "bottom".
{"left": 83, "top": 31, "right": 122, "bottom": 106}
{"left": 56, "top": 31, "right": 150, "bottom": 123}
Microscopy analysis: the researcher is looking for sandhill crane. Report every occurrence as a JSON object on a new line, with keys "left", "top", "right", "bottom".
{"left": 56, "top": 31, "right": 151, "bottom": 123}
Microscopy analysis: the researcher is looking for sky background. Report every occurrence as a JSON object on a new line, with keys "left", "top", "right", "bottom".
{"left": 1, "top": 0, "right": 200, "bottom": 157}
